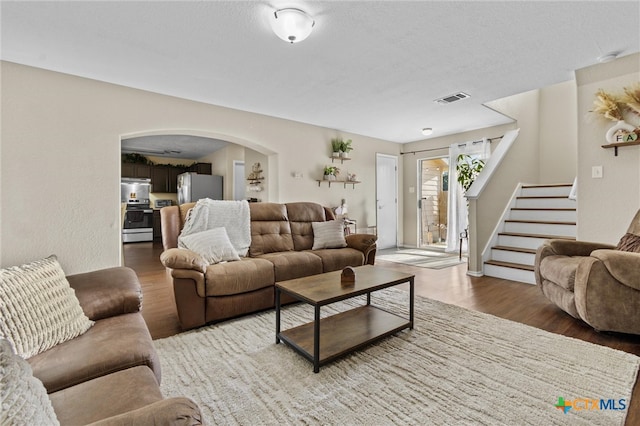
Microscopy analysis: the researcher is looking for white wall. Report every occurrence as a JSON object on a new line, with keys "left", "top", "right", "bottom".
{"left": 539, "top": 80, "right": 578, "bottom": 183}
{"left": 197, "top": 144, "right": 245, "bottom": 200}
{"left": 1, "top": 62, "right": 401, "bottom": 274}
{"left": 575, "top": 53, "right": 640, "bottom": 243}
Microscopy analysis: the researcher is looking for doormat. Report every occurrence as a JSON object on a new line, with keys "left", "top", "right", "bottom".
{"left": 376, "top": 247, "right": 466, "bottom": 269}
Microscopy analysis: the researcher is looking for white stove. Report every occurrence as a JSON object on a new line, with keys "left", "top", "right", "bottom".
{"left": 121, "top": 178, "right": 153, "bottom": 243}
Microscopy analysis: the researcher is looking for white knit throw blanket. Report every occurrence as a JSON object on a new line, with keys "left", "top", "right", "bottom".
{"left": 180, "top": 199, "right": 251, "bottom": 257}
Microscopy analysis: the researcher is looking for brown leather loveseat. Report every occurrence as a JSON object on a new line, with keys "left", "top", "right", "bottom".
{"left": 27, "top": 266, "right": 202, "bottom": 425}
{"left": 160, "top": 201, "right": 377, "bottom": 330}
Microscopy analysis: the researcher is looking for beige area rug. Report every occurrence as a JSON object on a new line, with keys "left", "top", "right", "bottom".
{"left": 376, "top": 247, "right": 467, "bottom": 269}
{"left": 154, "top": 288, "right": 639, "bottom": 425}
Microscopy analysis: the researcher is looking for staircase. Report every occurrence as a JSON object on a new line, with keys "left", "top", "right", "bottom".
{"left": 483, "top": 184, "right": 576, "bottom": 284}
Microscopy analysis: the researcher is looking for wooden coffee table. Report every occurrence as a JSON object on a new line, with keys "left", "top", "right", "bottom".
{"left": 275, "top": 265, "right": 414, "bottom": 373}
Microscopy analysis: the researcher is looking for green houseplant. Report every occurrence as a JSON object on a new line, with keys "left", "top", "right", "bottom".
{"left": 456, "top": 153, "right": 485, "bottom": 242}
{"left": 122, "top": 153, "right": 153, "bottom": 164}
{"left": 323, "top": 165, "right": 340, "bottom": 181}
{"left": 331, "top": 138, "right": 342, "bottom": 158}
{"left": 456, "top": 154, "right": 485, "bottom": 193}
{"left": 339, "top": 139, "right": 353, "bottom": 158}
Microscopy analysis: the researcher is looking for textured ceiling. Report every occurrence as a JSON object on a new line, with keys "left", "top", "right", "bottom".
{"left": 2, "top": 1, "right": 639, "bottom": 151}
{"left": 121, "top": 135, "right": 229, "bottom": 159}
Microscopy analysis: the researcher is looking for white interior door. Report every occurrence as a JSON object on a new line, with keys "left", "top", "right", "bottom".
{"left": 233, "top": 161, "right": 245, "bottom": 200}
{"left": 376, "top": 154, "right": 398, "bottom": 249}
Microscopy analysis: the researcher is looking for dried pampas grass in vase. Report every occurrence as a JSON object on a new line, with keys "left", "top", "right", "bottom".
{"left": 622, "top": 84, "right": 640, "bottom": 117}
{"left": 592, "top": 89, "right": 624, "bottom": 121}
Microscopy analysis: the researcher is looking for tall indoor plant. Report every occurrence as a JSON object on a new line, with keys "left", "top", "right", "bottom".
{"left": 456, "top": 154, "right": 485, "bottom": 193}
{"left": 456, "top": 154, "right": 485, "bottom": 242}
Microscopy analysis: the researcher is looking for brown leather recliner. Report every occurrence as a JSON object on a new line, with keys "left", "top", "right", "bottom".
{"left": 535, "top": 210, "right": 640, "bottom": 334}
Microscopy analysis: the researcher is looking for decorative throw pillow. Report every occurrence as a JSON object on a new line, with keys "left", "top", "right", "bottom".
{"left": 0, "top": 339, "right": 60, "bottom": 425}
{"left": 312, "top": 220, "right": 348, "bottom": 250}
{"left": 178, "top": 227, "right": 241, "bottom": 264}
{"left": 0, "top": 255, "right": 94, "bottom": 359}
{"left": 616, "top": 232, "right": 640, "bottom": 253}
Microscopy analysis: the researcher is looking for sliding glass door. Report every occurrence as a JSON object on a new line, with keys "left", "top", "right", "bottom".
{"left": 418, "top": 157, "right": 449, "bottom": 248}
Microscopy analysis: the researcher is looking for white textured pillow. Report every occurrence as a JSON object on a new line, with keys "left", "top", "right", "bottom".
{"left": 0, "top": 256, "right": 94, "bottom": 359}
{"left": 0, "top": 339, "right": 60, "bottom": 425}
{"left": 178, "top": 227, "right": 241, "bottom": 265}
{"left": 312, "top": 220, "right": 348, "bottom": 250}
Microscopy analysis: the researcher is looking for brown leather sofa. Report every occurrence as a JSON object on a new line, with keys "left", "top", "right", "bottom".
{"left": 28, "top": 266, "right": 202, "bottom": 425}
{"left": 160, "top": 201, "right": 377, "bottom": 330}
{"left": 535, "top": 209, "right": 640, "bottom": 334}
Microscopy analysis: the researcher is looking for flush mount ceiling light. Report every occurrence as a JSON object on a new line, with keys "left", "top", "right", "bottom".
{"left": 422, "top": 128, "right": 433, "bottom": 136}
{"left": 270, "top": 8, "right": 315, "bottom": 44}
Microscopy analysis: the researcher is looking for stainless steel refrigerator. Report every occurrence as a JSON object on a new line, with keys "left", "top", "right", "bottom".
{"left": 177, "top": 172, "right": 223, "bottom": 204}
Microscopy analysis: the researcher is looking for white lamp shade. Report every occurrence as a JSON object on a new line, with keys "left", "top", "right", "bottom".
{"left": 271, "top": 8, "right": 315, "bottom": 44}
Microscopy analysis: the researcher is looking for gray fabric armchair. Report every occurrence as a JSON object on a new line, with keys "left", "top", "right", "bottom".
{"left": 535, "top": 210, "right": 640, "bottom": 334}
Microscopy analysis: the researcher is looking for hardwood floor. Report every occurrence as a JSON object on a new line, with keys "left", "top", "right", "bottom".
{"left": 124, "top": 241, "right": 640, "bottom": 424}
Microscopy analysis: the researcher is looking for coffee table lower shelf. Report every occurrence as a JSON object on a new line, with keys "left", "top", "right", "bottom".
{"left": 278, "top": 305, "right": 409, "bottom": 370}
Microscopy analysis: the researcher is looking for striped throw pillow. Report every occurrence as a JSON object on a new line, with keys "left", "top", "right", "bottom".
{"left": 312, "top": 221, "right": 347, "bottom": 250}
{"left": 0, "top": 256, "right": 94, "bottom": 359}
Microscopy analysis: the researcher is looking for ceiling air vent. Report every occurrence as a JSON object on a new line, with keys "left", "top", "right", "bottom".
{"left": 434, "top": 92, "right": 470, "bottom": 105}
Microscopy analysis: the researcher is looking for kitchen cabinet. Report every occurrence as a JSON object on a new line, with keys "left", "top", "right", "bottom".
{"left": 121, "top": 163, "right": 135, "bottom": 177}
{"left": 153, "top": 210, "right": 162, "bottom": 240}
{"left": 121, "top": 163, "right": 151, "bottom": 178}
{"left": 188, "top": 163, "right": 212, "bottom": 175}
{"left": 151, "top": 166, "right": 185, "bottom": 193}
{"left": 150, "top": 166, "right": 171, "bottom": 193}
{"left": 168, "top": 167, "right": 182, "bottom": 193}
{"left": 122, "top": 162, "right": 213, "bottom": 193}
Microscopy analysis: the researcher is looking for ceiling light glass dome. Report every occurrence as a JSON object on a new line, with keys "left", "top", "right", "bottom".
{"left": 270, "top": 8, "right": 315, "bottom": 44}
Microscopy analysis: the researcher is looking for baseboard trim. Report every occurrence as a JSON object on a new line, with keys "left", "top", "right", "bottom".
{"left": 467, "top": 270, "right": 483, "bottom": 277}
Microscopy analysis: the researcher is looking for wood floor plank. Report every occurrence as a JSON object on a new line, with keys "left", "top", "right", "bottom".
{"left": 123, "top": 241, "right": 640, "bottom": 425}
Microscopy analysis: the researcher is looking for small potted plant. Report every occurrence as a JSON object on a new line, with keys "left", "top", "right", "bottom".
{"left": 331, "top": 138, "right": 342, "bottom": 158}
{"left": 323, "top": 165, "right": 340, "bottom": 181}
{"left": 339, "top": 139, "right": 353, "bottom": 158}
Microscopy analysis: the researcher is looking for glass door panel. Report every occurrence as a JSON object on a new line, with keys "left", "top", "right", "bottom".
{"left": 419, "top": 157, "right": 449, "bottom": 248}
